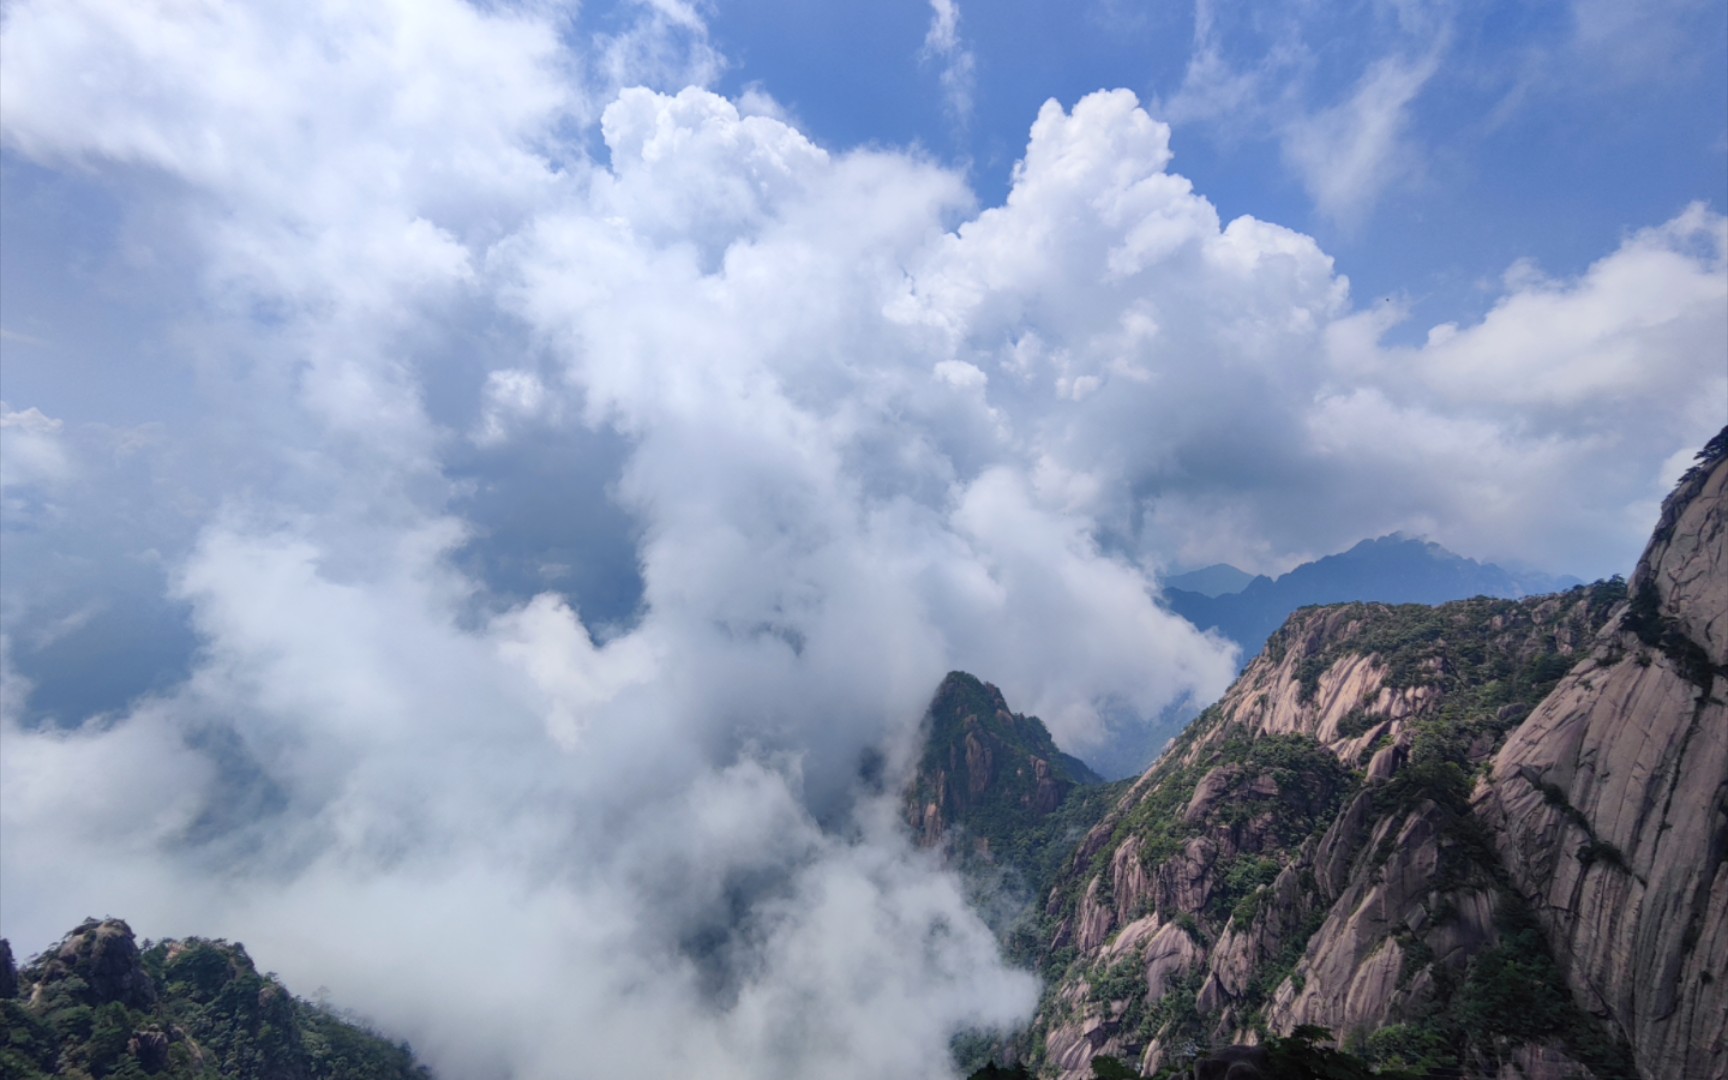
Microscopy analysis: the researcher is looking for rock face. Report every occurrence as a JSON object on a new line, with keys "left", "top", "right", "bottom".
{"left": 905, "top": 673, "right": 1117, "bottom": 917}
{"left": 27, "top": 917, "right": 158, "bottom": 1010}
{"left": 1030, "top": 582, "right": 1625, "bottom": 1078}
{"left": 1478, "top": 435, "right": 1728, "bottom": 1080}
{"left": 1020, "top": 428, "right": 1727, "bottom": 1080}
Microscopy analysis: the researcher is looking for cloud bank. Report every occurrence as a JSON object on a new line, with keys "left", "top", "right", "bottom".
{"left": 0, "top": 3, "right": 1723, "bottom": 1079}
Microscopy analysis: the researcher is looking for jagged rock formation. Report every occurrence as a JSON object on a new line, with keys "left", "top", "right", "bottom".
{"left": 23, "top": 917, "right": 159, "bottom": 1013}
{"left": 1030, "top": 582, "right": 1626, "bottom": 1078}
{"left": 907, "top": 673, "right": 1118, "bottom": 903}
{"left": 0, "top": 917, "right": 431, "bottom": 1079}
{"left": 1020, "top": 429, "right": 1727, "bottom": 1080}
{"left": 910, "top": 673, "right": 1102, "bottom": 846}
{"left": 1478, "top": 434, "right": 1728, "bottom": 1080}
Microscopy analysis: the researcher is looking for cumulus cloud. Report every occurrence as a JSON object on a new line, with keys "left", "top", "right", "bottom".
{"left": 0, "top": 3, "right": 1723, "bottom": 1079}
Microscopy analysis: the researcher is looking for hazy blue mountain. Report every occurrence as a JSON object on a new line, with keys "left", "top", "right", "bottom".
{"left": 1161, "top": 563, "right": 1256, "bottom": 598}
{"left": 1163, "top": 535, "right": 1582, "bottom": 663}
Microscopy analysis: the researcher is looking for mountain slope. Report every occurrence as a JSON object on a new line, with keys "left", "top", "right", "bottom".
{"left": 1, "top": 918, "right": 431, "bottom": 1080}
{"left": 906, "top": 673, "right": 1121, "bottom": 915}
{"left": 1028, "top": 581, "right": 1628, "bottom": 1077}
{"left": 1019, "top": 430, "right": 1727, "bottom": 1080}
{"left": 1477, "top": 431, "right": 1728, "bottom": 1080}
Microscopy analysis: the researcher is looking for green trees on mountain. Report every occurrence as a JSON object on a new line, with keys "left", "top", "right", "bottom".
{"left": 0, "top": 920, "right": 429, "bottom": 1080}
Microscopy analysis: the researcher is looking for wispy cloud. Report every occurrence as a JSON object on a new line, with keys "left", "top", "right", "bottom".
{"left": 1156, "top": 0, "right": 1452, "bottom": 225}
{"left": 0, "top": 327, "right": 52, "bottom": 348}
{"left": 1281, "top": 48, "right": 1443, "bottom": 226}
{"left": 921, "top": 0, "right": 977, "bottom": 130}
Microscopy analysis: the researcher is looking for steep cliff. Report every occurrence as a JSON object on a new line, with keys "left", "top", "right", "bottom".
{"left": 1022, "top": 430, "right": 1728, "bottom": 1080}
{"left": 1028, "top": 584, "right": 1630, "bottom": 1078}
{"left": 907, "top": 673, "right": 1118, "bottom": 900}
{"left": 1478, "top": 433, "right": 1728, "bottom": 1080}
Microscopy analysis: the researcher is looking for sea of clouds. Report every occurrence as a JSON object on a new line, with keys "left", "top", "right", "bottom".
{"left": 0, "top": 2, "right": 1723, "bottom": 1078}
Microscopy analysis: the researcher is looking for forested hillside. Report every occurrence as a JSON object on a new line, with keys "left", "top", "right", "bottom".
{"left": 1, "top": 919, "right": 430, "bottom": 1080}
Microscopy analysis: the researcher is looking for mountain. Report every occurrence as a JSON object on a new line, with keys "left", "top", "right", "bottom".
{"left": 0, "top": 918, "right": 431, "bottom": 1079}
{"left": 906, "top": 673, "right": 1122, "bottom": 921}
{"left": 1026, "top": 582, "right": 1629, "bottom": 1078}
{"left": 1163, "top": 535, "right": 1584, "bottom": 663}
{"left": 1004, "top": 430, "right": 1726, "bottom": 1079}
{"left": 1161, "top": 564, "right": 1256, "bottom": 599}
{"left": 1476, "top": 430, "right": 1728, "bottom": 1080}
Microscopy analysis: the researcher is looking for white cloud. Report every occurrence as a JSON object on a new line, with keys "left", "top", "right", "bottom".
{"left": 1157, "top": 1, "right": 1454, "bottom": 224}
{"left": 0, "top": 5, "right": 1723, "bottom": 1079}
{"left": 592, "top": 0, "right": 725, "bottom": 96}
{"left": 0, "top": 403, "right": 71, "bottom": 492}
{"left": 1407, "top": 204, "right": 1727, "bottom": 412}
{"left": 0, "top": 11, "right": 1148, "bottom": 1075}
{"left": 921, "top": 0, "right": 977, "bottom": 128}
{"left": 926, "top": 0, "right": 962, "bottom": 53}
{"left": 475, "top": 369, "right": 553, "bottom": 445}
{"left": 1281, "top": 50, "right": 1441, "bottom": 225}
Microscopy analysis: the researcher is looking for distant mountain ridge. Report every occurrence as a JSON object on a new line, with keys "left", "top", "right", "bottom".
{"left": 1163, "top": 535, "right": 1582, "bottom": 663}
{"left": 1160, "top": 564, "right": 1256, "bottom": 598}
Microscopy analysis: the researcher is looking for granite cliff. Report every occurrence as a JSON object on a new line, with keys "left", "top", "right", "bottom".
{"left": 906, "top": 672, "right": 1124, "bottom": 947}
{"left": 1011, "top": 429, "right": 1727, "bottom": 1079}
{"left": 1478, "top": 432, "right": 1727, "bottom": 1080}
{"left": 1028, "top": 584, "right": 1627, "bottom": 1078}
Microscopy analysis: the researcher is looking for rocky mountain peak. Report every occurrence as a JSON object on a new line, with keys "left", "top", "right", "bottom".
{"left": 5, "top": 919, "right": 432, "bottom": 1079}
{"left": 907, "top": 672, "right": 1102, "bottom": 853}
{"left": 26, "top": 916, "right": 158, "bottom": 1011}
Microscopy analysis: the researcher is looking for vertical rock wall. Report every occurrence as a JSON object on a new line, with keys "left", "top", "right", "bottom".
{"left": 1480, "top": 448, "right": 1727, "bottom": 1080}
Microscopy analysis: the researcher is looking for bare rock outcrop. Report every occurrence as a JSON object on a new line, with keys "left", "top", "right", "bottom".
{"left": 1479, "top": 440, "right": 1728, "bottom": 1080}
{"left": 27, "top": 917, "right": 158, "bottom": 1011}
{"left": 1031, "top": 545, "right": 1632, "bottom": 1078}
{"left": 1265, "top": 800, "right": 1498, "bottom": 1039}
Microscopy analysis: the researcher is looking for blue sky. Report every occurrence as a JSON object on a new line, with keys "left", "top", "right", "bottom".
{"left": 704, "top": 0, "right": 1726, "bottom": 325}
{"left": 0, "top": 3, "right": 1724, "bottom": 1077}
